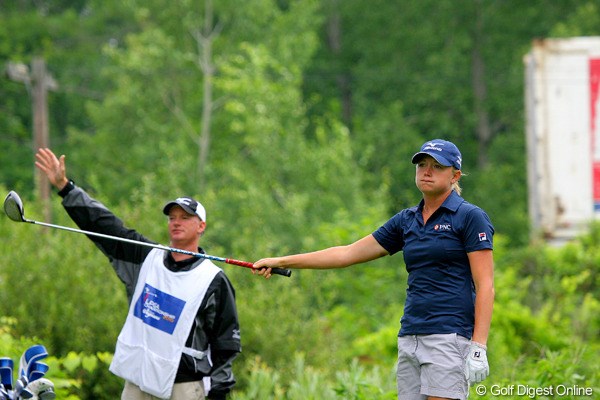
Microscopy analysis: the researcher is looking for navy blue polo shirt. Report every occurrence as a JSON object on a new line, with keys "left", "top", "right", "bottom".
{"left": 372, "top": 191, "right": 494, "bottom": 339}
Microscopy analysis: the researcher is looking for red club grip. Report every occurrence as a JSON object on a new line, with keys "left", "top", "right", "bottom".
{"left": 225, "top": 259, "right": 292, "bottom": 277}
{"left": 225, "top": 258, "right": 254, "bottom": 268}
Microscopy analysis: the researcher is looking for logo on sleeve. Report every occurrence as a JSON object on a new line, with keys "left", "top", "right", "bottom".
{"left": 133, "top": 284, "right": 186, "bottom": 334}
{"left": 478, "top": 232, "right": 488, "bottom": 241}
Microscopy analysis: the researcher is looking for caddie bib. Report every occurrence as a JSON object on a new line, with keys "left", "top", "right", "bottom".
{"left": 109, "top": 249, "right": 221, "bottom": 399}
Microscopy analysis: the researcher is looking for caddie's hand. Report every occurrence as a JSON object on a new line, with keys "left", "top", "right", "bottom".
{"left": 465, "top": 342, "right": 489, "bottom": 385}
{"left": 35, "top": 148, "right": 69, "bottom": 190}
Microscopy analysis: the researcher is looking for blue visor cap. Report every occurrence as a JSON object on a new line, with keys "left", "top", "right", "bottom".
{"left": 163, "top": 197, "right": 206, "bottom": 221}
{"left": 411, "top": 139, "right": 462, "bottom": 170}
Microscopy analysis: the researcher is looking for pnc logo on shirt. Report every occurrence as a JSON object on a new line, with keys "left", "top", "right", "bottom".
{"left": 434, "top": 224, "right": 452, "bottom": 231}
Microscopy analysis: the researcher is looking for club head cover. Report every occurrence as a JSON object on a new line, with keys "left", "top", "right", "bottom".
{"left": 0, "top": 358, "right": 13, "bottom": 389}
{"left": 27, "top": 362, "right": 49, "bottom": 382}
{"left": 19, "top": 346, "right": 48, "bottom": 381}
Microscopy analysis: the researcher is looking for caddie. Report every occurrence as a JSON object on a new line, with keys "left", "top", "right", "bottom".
{"left": 35, "top": 147, "right": 241, "bottom": 400}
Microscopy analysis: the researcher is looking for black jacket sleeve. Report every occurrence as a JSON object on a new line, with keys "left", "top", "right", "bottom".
{"left": 206, "top": 272, "right": 241, "bottom": 398}
{"left": 60, "top": 186, "right": 153, "bottom": 301}
{"left": 178, "top": 272, "right": 241, "bottom": 398}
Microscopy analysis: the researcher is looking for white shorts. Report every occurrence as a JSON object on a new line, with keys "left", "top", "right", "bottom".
{"left": 121, "top": 380, "right": 206, "bottom": 400}
{"left": 396, "top": 333, "right": 470, "bottom": 400}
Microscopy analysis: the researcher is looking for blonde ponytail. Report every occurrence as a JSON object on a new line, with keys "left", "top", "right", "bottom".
{"left": 452, "top": 167, "right": 464, "bottom": 195}
{"left": 452, "top": 181, "right": 462, "bottom": 196}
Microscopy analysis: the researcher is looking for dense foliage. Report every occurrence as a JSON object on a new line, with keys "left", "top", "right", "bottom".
{"left": 1, "top": 0, "right": 599, "bottom": 398}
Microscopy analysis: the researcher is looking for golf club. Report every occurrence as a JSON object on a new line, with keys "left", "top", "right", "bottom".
{"left": 4, "top": 190, "right": 291, "bottom": 277}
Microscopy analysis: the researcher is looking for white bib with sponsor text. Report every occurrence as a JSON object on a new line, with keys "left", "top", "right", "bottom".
{"left": 109, "top": 249, "right": 220, "bottom": 399}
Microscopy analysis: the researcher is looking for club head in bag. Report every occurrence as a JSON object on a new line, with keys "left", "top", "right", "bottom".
{"left": 25, "top": 378, "right": 55, "bottom": 400}
{"left": 14, "top": 375, "right": 32, "bottom": 399}
{"left": 3, "top": 191, "right": 25, "bottom": 222}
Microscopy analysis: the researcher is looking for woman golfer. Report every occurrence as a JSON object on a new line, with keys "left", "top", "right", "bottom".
{"left": 254, "top": 139, "right": 494, "bottom": 400}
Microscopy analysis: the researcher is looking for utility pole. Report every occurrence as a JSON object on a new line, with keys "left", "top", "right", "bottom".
{"left": 7, "top": 57, "right": 58, "bottom": 223}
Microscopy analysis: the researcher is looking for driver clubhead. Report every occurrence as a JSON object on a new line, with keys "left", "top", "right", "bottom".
{"left": 3, "top": 191, "right": 25, "bottom": 222}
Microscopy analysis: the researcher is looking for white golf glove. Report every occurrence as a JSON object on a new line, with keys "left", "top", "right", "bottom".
{"left": 465, "top": 342, "right": 489, "bottom": 385}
